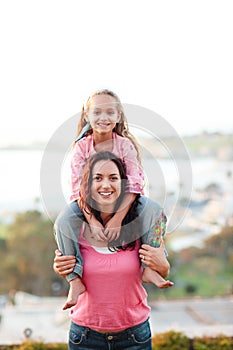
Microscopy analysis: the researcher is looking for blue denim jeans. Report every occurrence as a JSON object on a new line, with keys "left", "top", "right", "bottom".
{"left": 69, "top": 319, "right": 152, "bottom": 350}
{"left": 54, "top": 200, "right": 85, "bottom": 281}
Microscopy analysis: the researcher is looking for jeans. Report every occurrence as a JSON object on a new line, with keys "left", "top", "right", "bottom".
{"left": 69, "top": 319, "right": 152, "bottom": 350}
{"left": 54, "top": 200, "right": 85, "bottom": 281}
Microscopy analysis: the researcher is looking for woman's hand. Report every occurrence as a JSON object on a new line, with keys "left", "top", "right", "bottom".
{"left": 53, "top": 250, "right": 76, "bottom": 277}
{"left": 139, "top": 241, "right": 170, "bottom": 278}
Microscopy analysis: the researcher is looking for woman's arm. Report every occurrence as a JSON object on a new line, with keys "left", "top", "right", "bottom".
{"left": 139, "top": 242, "right": 170, "bottom": 278}
{"left": 53, "top": 250, "right": 76, "bottom": 278}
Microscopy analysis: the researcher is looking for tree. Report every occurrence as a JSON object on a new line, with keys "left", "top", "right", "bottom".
{"left": 0, "top": 211, "right": 65, "bottom": 296}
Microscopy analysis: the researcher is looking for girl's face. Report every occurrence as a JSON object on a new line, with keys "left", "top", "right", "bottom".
{"left": 86, "top": 94, "right": 120, "bottom": 135}
{"left": 91, "top": 159, "right": 122, "bottom": 212}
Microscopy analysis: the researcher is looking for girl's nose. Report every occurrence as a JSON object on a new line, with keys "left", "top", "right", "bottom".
{"left": 99, "top": 113, "right": 108, "bottom": 120}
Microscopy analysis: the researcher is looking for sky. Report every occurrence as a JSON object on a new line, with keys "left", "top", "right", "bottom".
{"left": 0, "top": 0, "right": 233, "bottom": 146}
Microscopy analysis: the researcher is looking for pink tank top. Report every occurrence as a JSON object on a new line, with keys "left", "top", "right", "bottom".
{"left": 70, "top": 229, "right": 150, "bottom": 331}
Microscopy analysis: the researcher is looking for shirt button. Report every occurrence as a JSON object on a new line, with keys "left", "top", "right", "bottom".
{"left": 107, "top": 335, "right": 113, "bottom": 340}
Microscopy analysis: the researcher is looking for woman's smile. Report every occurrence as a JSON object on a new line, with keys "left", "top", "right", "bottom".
{"left": 98, "top": 191, "right": 113, "bottom": 198}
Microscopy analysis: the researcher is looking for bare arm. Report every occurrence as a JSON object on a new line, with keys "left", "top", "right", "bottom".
{"left": 104, "top": 193, "right": 137, "bottom": 241}
{"left": 139, "top": 242, "right": 170, "bottom": 278}
{"left": 83, "top": 193, "right": 137, "bottom": 242}
{"left": 83, "top": 210, "right": 108, "bottom": 241}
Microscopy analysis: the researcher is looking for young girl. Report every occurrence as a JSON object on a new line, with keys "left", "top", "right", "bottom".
{"left": 54, "top": 89, "right": 173, "bottom": 310}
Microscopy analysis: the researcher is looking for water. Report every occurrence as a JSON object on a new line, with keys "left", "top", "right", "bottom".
{"left": 0, "top": 150, "right": 232, "bottom": 216}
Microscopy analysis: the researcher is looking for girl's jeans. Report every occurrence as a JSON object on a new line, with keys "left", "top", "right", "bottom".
{"left": 54, "top": 197, "right": 166, "bottom": 282}
{"left": 69, "top": 319, "right": 152, "bottom": 350}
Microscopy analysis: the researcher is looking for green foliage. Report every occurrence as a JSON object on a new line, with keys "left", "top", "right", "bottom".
{"left": 193, "top": 334, "right": 233, "bottom": 350}
{"left": 152, "top": 330, "right": 190, "bottom": 349}
{"left": 0, "top": 342, "right": 67, "bottom": 350}
{"left": 0, "top": 334, "right": 232, "bottom": 350}
{"left": 0, "top": 210, "right": 65, "bottom": 296}
{"left": 158, "top": 226, "right": 233, "bottom": 299}
{"left": 16, "top": 340, "right": 48, "bottom": 350}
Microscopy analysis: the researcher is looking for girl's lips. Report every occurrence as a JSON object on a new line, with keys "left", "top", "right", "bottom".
{"left": 97, "top": 123, "right": 110, "bottom": 126}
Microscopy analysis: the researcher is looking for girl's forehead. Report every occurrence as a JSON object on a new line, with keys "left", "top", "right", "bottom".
{"left": 89, "top": 94, "right": 118, "bottom": 108}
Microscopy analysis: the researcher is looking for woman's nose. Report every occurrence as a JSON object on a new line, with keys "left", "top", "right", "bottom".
{"left": 102, "top": 180, "right": 111, "bottom": 188}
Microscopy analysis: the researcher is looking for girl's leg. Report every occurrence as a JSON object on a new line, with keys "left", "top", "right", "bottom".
{"left": 54, "top": 201, "right": 85, "bottom": 280}
{"left": 142, "top": 267, "right": 173, "bottom": 288}
{"left": 137, "top": 197, "right": 173, "bottom": 288}
{"left": 54, "top": 201, "right": 86, "bottom": 308}
{"left": 137, "top": 196, "right": 165, "bottom": 242}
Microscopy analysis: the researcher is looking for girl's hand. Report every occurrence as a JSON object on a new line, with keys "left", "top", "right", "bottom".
{"left": 104, "top": 216, "right": 121, "bottom": 241}
{"left": 139, "top": 241, "right": 170, "bottom": 278}
{"left": 53, "top": 250, "right": 76, "bottom": 277}
{"left": 89, "top": 218, "right": 108, "bottom": 241}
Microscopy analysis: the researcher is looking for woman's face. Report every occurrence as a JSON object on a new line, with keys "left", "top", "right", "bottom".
{"left": 91, "top": 159, "right": 122, "bottom": 212}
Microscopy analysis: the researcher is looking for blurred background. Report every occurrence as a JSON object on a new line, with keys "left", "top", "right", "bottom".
{"left": 0, "top": 0, "right": 233, "bottom": 344}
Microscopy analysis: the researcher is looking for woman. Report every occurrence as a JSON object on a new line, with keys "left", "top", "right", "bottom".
{"left": 54, "top": 151, "right": 171, "bottom": 350}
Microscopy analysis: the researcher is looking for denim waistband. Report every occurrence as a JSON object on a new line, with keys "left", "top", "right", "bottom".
{"left": 71, "top": 318, "right": 149, "bottom": 341}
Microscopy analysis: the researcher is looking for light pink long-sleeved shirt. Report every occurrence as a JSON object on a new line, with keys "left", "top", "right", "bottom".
{"left": 70, "top": 232, "right": 150, "bottom": 331}
{"left": 70, "top": 132, "right": 144, "bottom": 201}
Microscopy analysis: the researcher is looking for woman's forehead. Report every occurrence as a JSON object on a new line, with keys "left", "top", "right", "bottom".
{"left": 92, "top": 160, "right": 119, "bottom": 174}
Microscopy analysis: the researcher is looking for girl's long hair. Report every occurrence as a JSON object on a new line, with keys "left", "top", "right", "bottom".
{"left": 79, "top": 151, "right": 139, "bottom": 250}
{"left": 74, "top": 89, "right": 141, "bottom": 163}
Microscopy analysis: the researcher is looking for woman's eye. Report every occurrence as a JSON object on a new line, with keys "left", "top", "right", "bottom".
{"left": 93, "top": 176, "right": 101, "bottom": 181}
{"left": 111, "top": 176, "right": 119, "bottom": 181}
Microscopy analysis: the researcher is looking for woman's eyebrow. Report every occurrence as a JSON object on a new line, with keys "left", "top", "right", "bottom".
{"left": 93, "top": 172, "right": 119, "bottom": 176}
